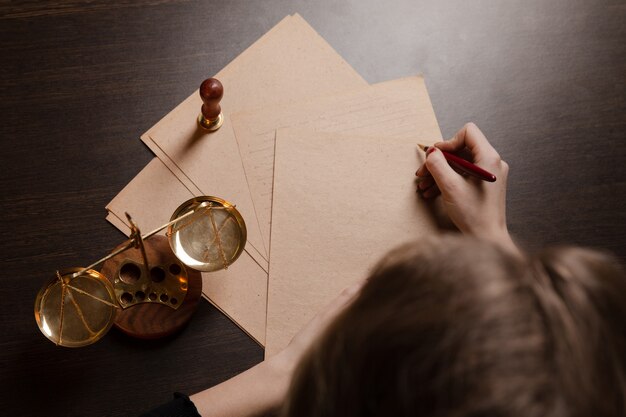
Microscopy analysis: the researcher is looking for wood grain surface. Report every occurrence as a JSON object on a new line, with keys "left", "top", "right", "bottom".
{"left": 1, "top": 1, "right": 624, "bottom": 416}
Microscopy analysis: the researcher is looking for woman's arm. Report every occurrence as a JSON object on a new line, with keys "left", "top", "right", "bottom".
{"left": 189, "top": 282, "right": 364, "bottom": 417}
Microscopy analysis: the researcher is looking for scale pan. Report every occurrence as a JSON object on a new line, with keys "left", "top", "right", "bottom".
{"left": 34, "top": 268, "right": 117, "bottom": 347}
{"left": 168, "top": 196, "right": 247, "bottom": 272}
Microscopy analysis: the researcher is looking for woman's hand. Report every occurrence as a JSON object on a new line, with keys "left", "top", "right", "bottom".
{"left": 416, "top": 123, "right": 516, "bottom": 251}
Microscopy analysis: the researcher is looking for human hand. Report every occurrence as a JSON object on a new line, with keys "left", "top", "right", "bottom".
{"left": 416, "top": 123, "right": 515, "bottom": 249}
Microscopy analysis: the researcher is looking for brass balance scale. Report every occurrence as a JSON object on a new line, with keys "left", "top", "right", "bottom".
{"left": 34, "top": 77, "right": 245, "bottom": 346}
{"left": 34, "top": 195, "right": 246, "bottom": 347}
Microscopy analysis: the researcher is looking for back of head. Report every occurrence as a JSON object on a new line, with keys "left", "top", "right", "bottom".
{"left": 282, "top": 235, "right": 626, "bottom": 417}
{"left": 530, "top": 245, "right": 626, "bottom": 415}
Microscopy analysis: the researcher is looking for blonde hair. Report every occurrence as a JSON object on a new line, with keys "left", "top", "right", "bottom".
{"left": 282, "top": 235, "right": 626, "bottom": 417}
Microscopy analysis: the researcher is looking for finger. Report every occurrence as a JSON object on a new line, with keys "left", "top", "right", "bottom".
{"left": 315, "top": 281, "right": 363, "bottom": 326}
{"left": 418, "top": 176, "right": 435, "bottom": 190}
{"left": 415, "top": 164, "right": 431, "bottom": 178}
{"left": 424, "top": 147, "right": 465, "bottom": 196}
{"left": 421, "top": 184, "right": 441, "bottom": 199}
{"left": 435, "top": 123, "right": 500, "bottom": 163}
{"left": 419, "top": 175, "right": 438, "bottom": 191}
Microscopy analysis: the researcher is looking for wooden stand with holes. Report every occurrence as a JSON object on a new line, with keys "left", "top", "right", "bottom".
{"left": 100, "top": 235, "right": 202, "bottom": 339}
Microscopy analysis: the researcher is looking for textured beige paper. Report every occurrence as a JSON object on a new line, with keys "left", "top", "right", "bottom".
{"left": 106, "top": 158, "right": 267, "bottom": 345}
{"left": 140, "top": 13, "right": 367, "bottom": 267}
{"left": 232, "top": 76, "right": 439, "bottom": 251}
{"left": 109, "top": 75, "right": 441, "bottom": 348}
{"left": 106, "top": 13, "right": 368, "bottom": 345}
{"left": 266, "top": 125, "right": 443, "bottom": 357}
{"left": 138, "top": 13, "right": 293, "bottom": 198}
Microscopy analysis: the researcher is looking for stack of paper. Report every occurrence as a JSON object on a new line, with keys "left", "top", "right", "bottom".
{"left": 106, "top": 14, "right": 442, "bottom": 357}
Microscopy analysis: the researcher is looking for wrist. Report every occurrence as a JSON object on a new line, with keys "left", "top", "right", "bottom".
{"left": 481, "top": 228, "right": 520, "bottom": 257}
{"left": 189, "top": 351, "right": 297, "bottom": 417}
{"left": 258, "top": 351, "right": 298, "bottom": 409}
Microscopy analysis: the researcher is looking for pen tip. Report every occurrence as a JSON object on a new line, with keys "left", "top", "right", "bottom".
{"left": 417, "top": 143, "right": 427, "bottom": 151}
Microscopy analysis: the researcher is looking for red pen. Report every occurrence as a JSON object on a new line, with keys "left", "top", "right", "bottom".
{"left": 417, "top": 144, "right": 496, "bottom": 182}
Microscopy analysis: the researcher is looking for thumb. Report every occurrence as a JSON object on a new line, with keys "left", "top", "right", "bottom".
{"left": 425, "top": 148, "right": 464, "bottom": 195}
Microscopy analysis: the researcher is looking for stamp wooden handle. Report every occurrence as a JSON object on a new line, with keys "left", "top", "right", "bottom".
{"left": 199, "top": 78, "right": 223, "bottom": 120}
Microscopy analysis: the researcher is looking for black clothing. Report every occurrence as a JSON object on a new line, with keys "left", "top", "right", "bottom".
{"left": 138, "top": 392, "right": 200, "bottom": 417}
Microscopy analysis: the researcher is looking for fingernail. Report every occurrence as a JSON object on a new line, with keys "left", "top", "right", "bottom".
{"left": 427, "top": 147, "right": 436, "bottom": 155}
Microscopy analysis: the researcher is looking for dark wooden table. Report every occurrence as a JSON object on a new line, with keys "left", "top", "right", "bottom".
{"left": 1, "top": 1, "right": 624, "bottom": 416}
